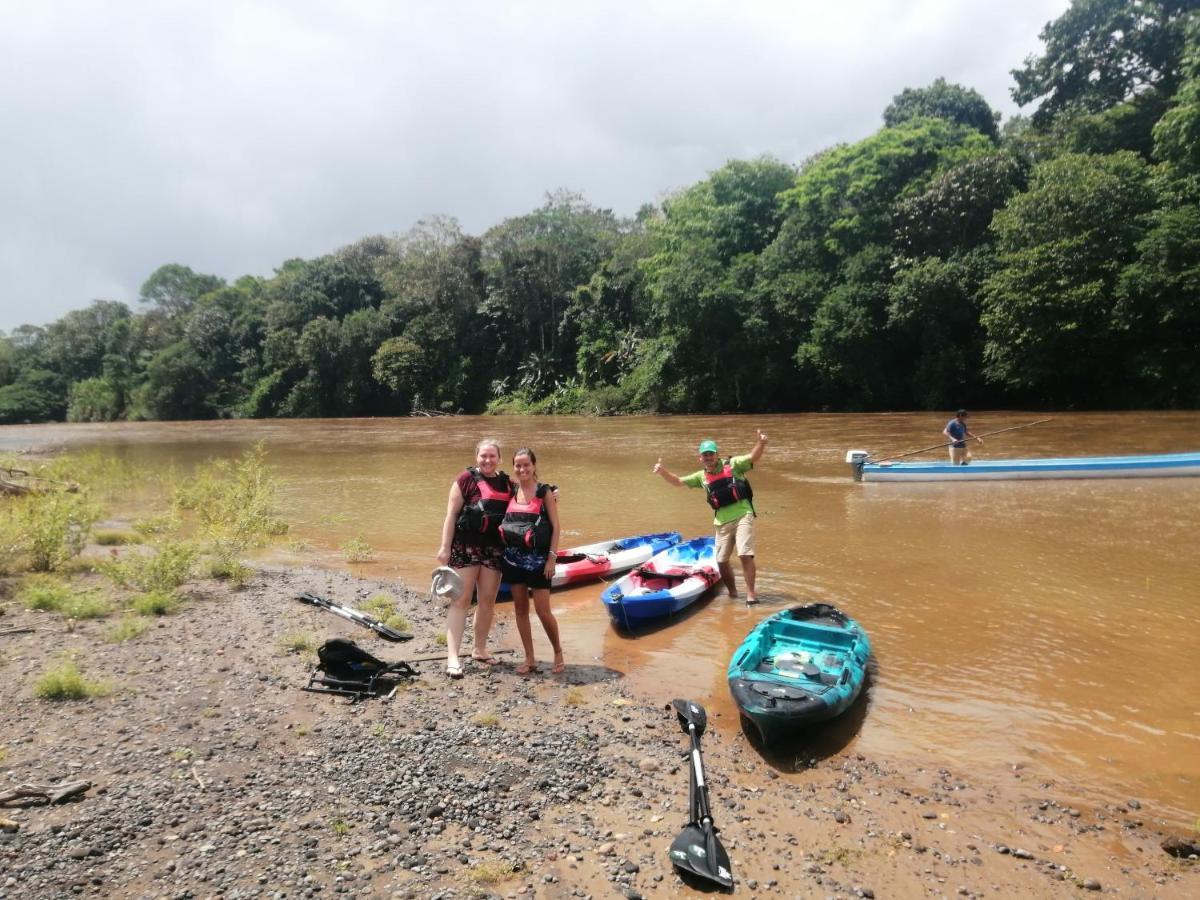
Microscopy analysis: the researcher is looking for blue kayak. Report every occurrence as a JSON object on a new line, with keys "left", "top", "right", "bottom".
{"left": 600, "top": 536, "right": 721, "bottom": 628}
{"left": 728, "top": 604, "right": 871, "bottom": 744}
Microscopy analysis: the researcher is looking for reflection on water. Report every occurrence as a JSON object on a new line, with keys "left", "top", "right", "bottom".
{"left": 4, "top": 411, "right": 1199, "bottom": 822}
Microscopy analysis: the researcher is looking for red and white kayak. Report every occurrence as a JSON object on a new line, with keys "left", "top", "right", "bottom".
{"left": 551, "top": 532, "right": 682, "bottom": 588}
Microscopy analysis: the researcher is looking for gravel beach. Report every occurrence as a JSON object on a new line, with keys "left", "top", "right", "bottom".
{"left": 1, "top": 565, "right": 1195, "bottom": 899}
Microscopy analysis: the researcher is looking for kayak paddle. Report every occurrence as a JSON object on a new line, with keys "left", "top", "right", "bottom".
{"left": 668, "top": 698, "right": 733, "bottom": 889}
{"left": 296, "top": 592, "right": 413, "bottom": 642}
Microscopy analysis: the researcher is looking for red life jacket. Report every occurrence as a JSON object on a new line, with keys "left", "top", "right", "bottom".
{"left": 703, "top": 460, "right": 754, "bottom": 511}
{"left": 455, "top": 468, "right": 512, "bottom": 537}
{"left": 499, "top": 484, "right": 552, "bottom": 550}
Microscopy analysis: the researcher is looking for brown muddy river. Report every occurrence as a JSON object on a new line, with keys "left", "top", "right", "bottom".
{"left": 5, "top": 412, "right": 1199, "bottom": 823}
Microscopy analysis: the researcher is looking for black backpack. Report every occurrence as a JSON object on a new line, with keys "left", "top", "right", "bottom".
{"left": 305, "top": 638, "right": 416, "bottom": 699}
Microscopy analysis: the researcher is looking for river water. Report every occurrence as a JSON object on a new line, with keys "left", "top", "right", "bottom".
{"left": 4, "top": 412, "right": 1198, "bottom": 823}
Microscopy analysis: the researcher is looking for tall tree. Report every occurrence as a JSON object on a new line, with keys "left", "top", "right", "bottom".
{"left": 1012, "top": 0, "right": 1196, "bottom": 127}
{"left": 980, "top": 151, "right": 1157, "bottom": 402}
{"left": 884, "top": 78, "right": 1001, "bottom": 141}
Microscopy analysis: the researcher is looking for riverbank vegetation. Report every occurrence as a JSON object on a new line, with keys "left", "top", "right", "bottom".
{"left": 2, "top": 0, "right": 1197, "bottom": 419}
{"left": 0, "top": 445, "right": 288, "bottom": 660}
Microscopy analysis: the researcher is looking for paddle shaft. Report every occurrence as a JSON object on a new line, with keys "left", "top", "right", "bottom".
{"left": 297, "top": 593, "right": 411, "bottom": 642}
{"left": 871, "top": 418, "right": 1052, "bottom": 464}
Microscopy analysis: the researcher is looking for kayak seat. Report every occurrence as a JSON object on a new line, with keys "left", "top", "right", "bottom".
{"left": 635, "top": 566, "right": 693, "bottom": 584}
{"left": 556, "top": 552, "right": 590, "bottom": 564}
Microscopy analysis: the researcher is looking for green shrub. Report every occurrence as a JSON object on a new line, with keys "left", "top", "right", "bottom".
{"left": 175, "top": 443, "right": 288, "bottom": 568}
{"left": 106, "top": 615, "right": 148, "bottom": 642}
{"left": 99, "top": 540, "right": 198, "bottom": 593}
{"left": 341, "top": 536, "right": 375, "bottom": 563}
{"left": 10, "top": 491, "right": 99, "bottom": 572}
{"left": 34, "top": 659, "right": 109, "bottom": 700}
{"left": 94, "top": 529, "right": 142, "bottom": 546}
{"left": 129, "top": 591, "right": 181, "bottom": 616}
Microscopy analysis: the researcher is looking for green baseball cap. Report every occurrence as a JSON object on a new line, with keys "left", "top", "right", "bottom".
{"left": 698, "top": 439, "right": 718, "bottom": 454}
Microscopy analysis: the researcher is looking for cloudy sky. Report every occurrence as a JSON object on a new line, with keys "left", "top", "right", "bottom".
{"left": 0, "top": 0, "right": 1070, "bottom": 332}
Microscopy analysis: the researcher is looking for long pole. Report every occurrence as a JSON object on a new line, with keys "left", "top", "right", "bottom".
{"left": 870, "top": 418, "right": 1053, "bottom": 464}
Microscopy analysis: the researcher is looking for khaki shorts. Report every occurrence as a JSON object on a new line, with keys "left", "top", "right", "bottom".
{"left": 714, "top": 513, "right": 755, "bottom": 563}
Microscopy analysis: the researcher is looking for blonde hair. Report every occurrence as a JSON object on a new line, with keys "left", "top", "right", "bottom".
{"left": 476, "top": 437, "right": 501, "bottom": 456}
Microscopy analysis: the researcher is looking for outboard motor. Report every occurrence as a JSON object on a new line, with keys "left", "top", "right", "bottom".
{"left": 845, "top": 450, "right": 870, "bottom": 482}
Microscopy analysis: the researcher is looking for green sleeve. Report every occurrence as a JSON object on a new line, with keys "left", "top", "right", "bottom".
{"left": 730, "top": 455, "right": 754, "bottom": 476}
{"left": 679, "top": 470, "right": 705, "bottom": 489}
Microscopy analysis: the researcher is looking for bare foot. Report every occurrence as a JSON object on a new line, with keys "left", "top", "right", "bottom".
{"left": 551, "top": 652, "right": 565, "bottom": 674}
{"left": 728, "top": 589, "right": 739, "bottom": 599}
{"left": 515, "top": 660, "right": 537, "bottom": 675}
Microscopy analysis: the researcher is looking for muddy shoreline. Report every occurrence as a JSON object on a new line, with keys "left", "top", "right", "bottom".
{"left": 0, "top": 564, "right": 1195, "bottom": 898}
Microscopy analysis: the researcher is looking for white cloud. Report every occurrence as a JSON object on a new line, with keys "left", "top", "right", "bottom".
{"left": 0, "top": 0, "right": 1069, "bottom": 331}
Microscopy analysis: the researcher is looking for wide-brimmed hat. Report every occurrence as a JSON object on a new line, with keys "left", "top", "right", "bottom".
{"left": 430, "top": 566, "right": 464, "bottom": 602}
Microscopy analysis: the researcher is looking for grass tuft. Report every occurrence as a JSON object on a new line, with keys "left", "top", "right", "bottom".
{"left": 19, "top": 575, "right": 73, "bottom": 611}
{"left": 279, "top": 632, "right": 317, "bottom": 654}
{"left": 59, "top": 593, "right": 113, "bottom": 619}
{"left": 466, "top": 859, "right": 524, "bottom": 884}
{"left": 19, "top": 575, "right": 111, "bottom": 619}
{"left": 94, "top": 529, "right": 142, "bottom": 546}
{"left": 34, "top": 658, "right": 110, "bottom": 701}
{"left": 564, "top": 687, "right": 585, "bottom": 707}
{"left": 130, "top": 590, "right": 181, "bottom": 616}
{"left": 472, "top": 712, "right": 500, "bottom": 728}
{"left": 106, "top": 615, "right": 148, "bottom": 643}
{"left": 201, "top": 557, "right": 253, "bottom": 586}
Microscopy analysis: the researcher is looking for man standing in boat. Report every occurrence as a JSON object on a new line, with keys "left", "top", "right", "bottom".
{"left": 653, "top": 431, "right": 767, "bottom": 604}
{"left": 943, "top": 410, "right": 981, "bottom": 465}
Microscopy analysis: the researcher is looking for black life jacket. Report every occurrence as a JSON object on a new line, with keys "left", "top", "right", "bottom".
{"left": 455, "top": 468, "right": 512, "bottom": 537}
{"left": 704, "top": 460, "right": 753, "bottom": 511}
{"left": 499, "top": 484, "right": 552, "bottom": 551}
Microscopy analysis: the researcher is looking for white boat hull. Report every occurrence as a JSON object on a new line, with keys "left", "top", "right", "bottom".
{"left": 851, "top": 452, "right": 1200, "bottom": 483}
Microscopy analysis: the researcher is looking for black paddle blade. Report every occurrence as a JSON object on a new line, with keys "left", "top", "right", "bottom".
{"left": 669, "top": 822, "right": 733, "bottom": 889}
{"left": 672, "top": 698, "right": 707, "bottom": 737}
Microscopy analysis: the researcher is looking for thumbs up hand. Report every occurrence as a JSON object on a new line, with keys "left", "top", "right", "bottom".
{"left": 757, "top": 430, "right": 768, "bottom": 445}
{"left": 652, "top": 457, "right": 663, "bottom": 475}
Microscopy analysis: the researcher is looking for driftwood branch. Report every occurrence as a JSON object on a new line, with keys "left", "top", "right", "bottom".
{"left": 0, "top": 627, "right": 35, "bottom": 638}
{"left": 0, "top": 466, "right": 79, "bottom": 495}
{"left": 0, "top": 780, "right": 92, "bottom": 806}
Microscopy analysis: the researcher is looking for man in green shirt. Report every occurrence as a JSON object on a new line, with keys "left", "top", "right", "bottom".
{"left": 653, "top": 430, "right": 767, "bottom": 603}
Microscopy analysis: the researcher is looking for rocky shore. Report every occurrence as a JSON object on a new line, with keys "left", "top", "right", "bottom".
{"left": 0, "top": 565, "right": 1195, "bottom": 899}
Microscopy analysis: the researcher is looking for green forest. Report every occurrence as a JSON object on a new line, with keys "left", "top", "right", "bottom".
{"left": 2, "top": 0, "right": 1198, "bottom": 424}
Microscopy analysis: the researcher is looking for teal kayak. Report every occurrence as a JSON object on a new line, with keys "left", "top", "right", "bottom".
{"left": 727, "top": 604, "right": 871, "bottom": 744}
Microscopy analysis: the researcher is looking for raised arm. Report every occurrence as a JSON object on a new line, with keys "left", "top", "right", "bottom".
{"left": 747, "top": 430, "right": 768, "bottom": 465}
{"left": 653, "top": 457, "right": 684, "bottom": 487}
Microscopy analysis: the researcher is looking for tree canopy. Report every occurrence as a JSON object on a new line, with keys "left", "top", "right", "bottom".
{"left": 3, "top": 1, "right": 1198, "bottom": 422}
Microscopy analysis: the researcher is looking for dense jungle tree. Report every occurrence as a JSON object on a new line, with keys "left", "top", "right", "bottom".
{"left": 884, "top": 78, "right": 1001, "bottom": 141}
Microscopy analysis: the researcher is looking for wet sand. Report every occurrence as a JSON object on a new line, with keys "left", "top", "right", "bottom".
{"left": 0, "top": 561, "right": 1196, "bottom": 899}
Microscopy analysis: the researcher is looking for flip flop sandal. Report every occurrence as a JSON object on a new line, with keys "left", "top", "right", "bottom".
{"left": 471, "top": 654, "right": 501, "bottom": 666}
{"left": 446, "top": 662, "right": 464, "bottom": 679}
{"left": 515, "top": 662, "right": 538, "bottom": 676}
